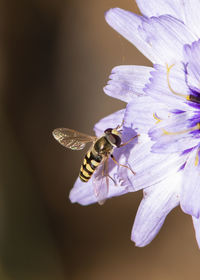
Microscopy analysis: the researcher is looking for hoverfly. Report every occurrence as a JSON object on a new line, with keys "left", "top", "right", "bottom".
{"left": 53, "top": 123, "right": 138, "bottom": 204}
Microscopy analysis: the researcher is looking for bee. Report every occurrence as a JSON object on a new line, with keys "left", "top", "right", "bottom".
{"left": 53, "top": 123, "right": 138, "bottom": 204}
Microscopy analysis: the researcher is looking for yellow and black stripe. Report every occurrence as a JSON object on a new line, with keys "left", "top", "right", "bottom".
{"left": 79, "top": 150, "right": 102, "bottom": 182}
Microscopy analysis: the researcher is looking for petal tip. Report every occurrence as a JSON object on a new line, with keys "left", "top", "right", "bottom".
{"left": 131, "top": 233, "right": 145, "bottom": 247}
{"left": 181, "top": 203, "right": 200, "bottom": 219}
{"left": 69, "top": 188, "right": 77, "bottom": 203}
{"left": 104, "top": 8, "right": 116, "bottom": 22}
{"left": 105, "top": 7, "right": 124, "bottom": 24}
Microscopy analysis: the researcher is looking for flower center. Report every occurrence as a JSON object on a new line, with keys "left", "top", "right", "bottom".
{"left": 167, "top": 63, "right": 200, "bottom": 106}
{"left": 188, "top": 93, "right": 200, "bottom": 104}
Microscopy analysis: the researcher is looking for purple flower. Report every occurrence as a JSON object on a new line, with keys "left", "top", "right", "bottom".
{"left": 70, "top": 0, "right": 200, "bottom": 248}
{"left": 102, "top": 1, "right": 200, "bottom": 247}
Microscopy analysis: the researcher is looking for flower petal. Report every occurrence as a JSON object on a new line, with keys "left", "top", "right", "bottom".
{"left": 69, "top": 176, "right": 129, "bottom": 206}
{"left": 105, "top": 8, "right": 156, "bottom": 63}
{"left": 192, "top": 216, "right": 200, "bottom": 249}
{"left": 132, "top": 172, "right": 182, "bottom": 247}
{"left": 145, "top": 64, "right": 191, "bottom": 111}
{"left": 149, "top": 111, "right": 200, "bottom": 153}
{"left": 104, "top": 65, "right": 152, "bottom": 102}
{"left": 131, "top": 149, "right": 186, "bottom": 191}
{"left": 138, "top": 15, "right": 195, "bottom": 64}
{"left": 124, "top": 95, "right": 169, "bottom": 134}
{"left": 106, "top": 8, "right": 195, "bottom": 64}
{"left": 184, "top": 40, "right": 200, "bottom": 89}
{"left": 181, "top": 146, "right": 200, "bottom": 218}
{"left": 136, "top": 0, "right": 185, "bottom": 20}
{"left": 118, "top": 134, "right": 187, "bottom": 191}
{"left": 183, "top": 0, "right": 200, "bottom": 38}
{"left": 151, "top": 133, "right": 199, "bottom": 154}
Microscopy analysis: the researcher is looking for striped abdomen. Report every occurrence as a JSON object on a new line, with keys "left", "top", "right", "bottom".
{"left": 79, "top": 150, "right": 102, "bottom": 182}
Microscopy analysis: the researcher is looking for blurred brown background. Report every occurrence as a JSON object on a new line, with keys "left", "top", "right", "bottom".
{"left": 0, "top": 0, "right": 200, "bottom": 279}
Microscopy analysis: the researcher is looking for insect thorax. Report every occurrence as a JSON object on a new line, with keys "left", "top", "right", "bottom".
{"left": 93, "top": 136, "right": 113, "bottom": 155}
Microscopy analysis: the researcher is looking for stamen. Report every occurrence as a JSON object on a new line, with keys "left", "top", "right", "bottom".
{"left": 162, "top": 123, "right": 200, "bottom": 136}
{"left": 166, "top": 63, "right": 189, "bottom": 99}
{"left": 153, "top": 112, "right": 162, "bottom": 124}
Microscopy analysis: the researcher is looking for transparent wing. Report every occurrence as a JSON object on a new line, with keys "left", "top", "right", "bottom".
{"left": 53, "top": 128, "right": 97, "bottom": 150}
{"left": 93, "top": 157, "right": 109, "bottom": 205}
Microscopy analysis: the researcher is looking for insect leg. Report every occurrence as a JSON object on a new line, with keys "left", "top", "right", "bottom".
{"left": 104, "top": 156, "right": 117, "bottom": 185}
{"left": 108, "top": 174, "right": 117, "bottom": 186}
{"left": 115, "top": 119, "right": 125, "bottom": 130}
{"left": 110, "top": 154, "right": 136, "bottom": 175}
{"left": 120, "top": 134, "right": 140, "bottom": 147}
{"left": 105, "top": 157, "right": 109, "bottom": 191}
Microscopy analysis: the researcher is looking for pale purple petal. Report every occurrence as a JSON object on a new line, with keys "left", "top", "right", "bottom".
{"left": 104, "top": 65, "right": 152, "bottom": 102}
{"left": 149, "top": 111, "right": 200, "bottom": 153}
{"left": 106, "top": 9, "right": 195, "bottom": 64}
{"left": 131, "top": 150, "right": 186, "bottom": 191}
{"left": 151, "top": 134, "right": 199, "bottom": 154}
{"left": 132, "top": 172, "right": 182, "bottom": 247}
{"left": 138, "top": 15, "right": 195, "bottom": 64}
{"left": 192, "top": 216, "right": 200, "bottom": 249}
{"left": 124, "top": 96, "right": 200, "bottom": 154}
{"left": 184, "top": 0, "right": 200, "bottom": 38}
{"left": 180, "top": 146, "right": 200, "bottom": 218}
{"left": 184, "top": 40, "right": 200, "bottom": 89}
{"left": 105, "top": 8, "right": 156, "bottom": 63}
{"left": 137, "top": 0, "right": 200, "bottom": 40}
{"left": 124, "top": 96, "right": 169, "bottom": 133}
{"left": 121, "top": 135, "right": 187, "bottom": 191}
{"left": 145, "top": 64, "right": 192, "bottom": 111}
{"left": 136, "top": 0, "right": 185, "bottom": 20}
{"left": 149, "top": 111, "right": 198, "bottom": 140}
{"left": 69, "top": 176, "right": 129, "bottom": 206}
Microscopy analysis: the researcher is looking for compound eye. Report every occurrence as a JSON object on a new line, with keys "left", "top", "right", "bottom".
{"left": 104, "top": 128, "right": 113, "bottom": 134}
{"left": 106, "top": 134, "right": 121, "bottom": 147}
{"left": 114, "top": 135, "right": 121, "bottom": 147}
